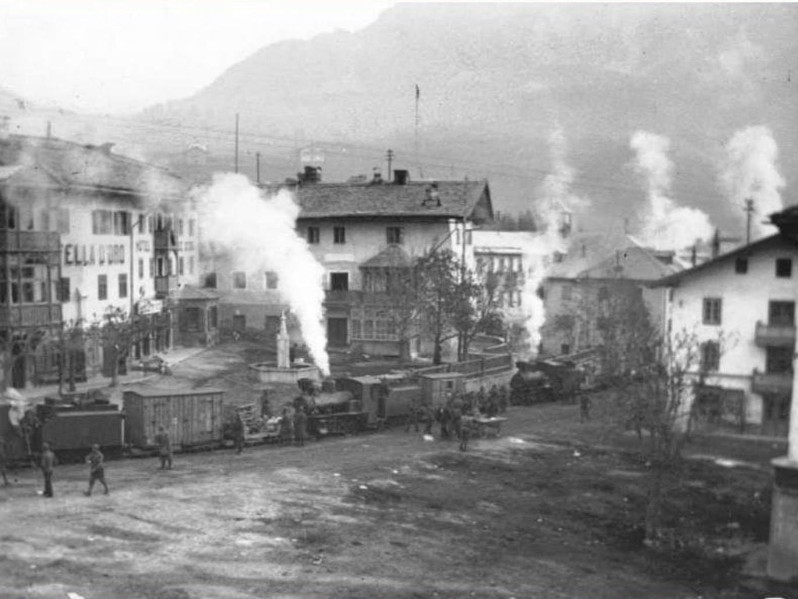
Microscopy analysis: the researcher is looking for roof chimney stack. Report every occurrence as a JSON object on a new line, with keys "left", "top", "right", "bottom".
{"left": 394, "top": 169, "right": 409, "bottom": 185}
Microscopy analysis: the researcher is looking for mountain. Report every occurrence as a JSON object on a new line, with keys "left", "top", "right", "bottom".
{"left": 43, "top": 5, "right": 798, "bottom": 237}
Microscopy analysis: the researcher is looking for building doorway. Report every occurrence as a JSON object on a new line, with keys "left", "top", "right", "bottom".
{"left": 327, "top": 318, "right": 348, "bottom": 347}
{"left": 763, "top": 393, "right": 790, "bottom": 437}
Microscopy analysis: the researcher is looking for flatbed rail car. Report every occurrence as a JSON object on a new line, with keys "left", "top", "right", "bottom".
{"left": 123, "top": 387, "right": 225, "bottom": 452}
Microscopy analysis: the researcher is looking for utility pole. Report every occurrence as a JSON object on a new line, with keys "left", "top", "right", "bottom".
{"left": 234, "top": 113, "right": 240, "bottom": 174}
{"left": 386, "top": 149, "right": 394, "bottom": 182}
{"left": 256, "top": 152, "right": 261, "bottom": 184}
{"left": 414, "top": 85, "right": 423, "bottom": 179}
{"left": 744, "top": 198, "right": 755, "bottom": 244}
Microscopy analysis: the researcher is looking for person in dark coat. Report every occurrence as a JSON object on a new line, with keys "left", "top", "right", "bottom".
{"left": 232, "top": 414, "right": 246, "bottom": 454}
{"left": 40, "top": 442, "right": 55, "bottom": 497}
{"left": 154, "top": 426, "right": 173, "bottom": 469}
{"left": 280, "top": 408, "right": 294, "bottom": 446}
{"left": 421, "top": 404, "right": 434, "bottom": 436}
{"left": 459, "top": 417, "right": 473, "bottom": 452}
{"left": 294, "top": 409, "right": 308, "bottom": 447}
{"left": 439, "top": 405, "right": 452, "bottom": 441}
{"left": 450, "top": 402, "right": 463, "bottom": 441}
{"left": 0, "top": 437, "right": 9, "bottom": 486}
{"left": 497, "top": 385, "right": 509, "bottom": 414}
{"left": 84, "top": 444, "right": 109, "bottom": 496}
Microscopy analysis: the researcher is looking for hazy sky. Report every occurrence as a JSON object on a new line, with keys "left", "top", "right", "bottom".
{"left": 0, "top": 0, "right": 394, "bottom": 114}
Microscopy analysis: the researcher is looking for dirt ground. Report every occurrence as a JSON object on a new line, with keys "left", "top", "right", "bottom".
{"left": 0, "top": 345, "right": 792, "bottom": 599}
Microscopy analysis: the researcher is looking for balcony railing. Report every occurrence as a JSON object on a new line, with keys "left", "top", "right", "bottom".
{"left": 154, "top": 276, "right": 178, "bottom": 298}
{"left": 0, "top": 304, "right": 62, "bottom": 328}
{"left": 754, "top": 321, "right": 796, "bottom": 348}
{"left": 0, "top": 230, "right": 60, "bottom": 252}
{"left": 751, "top": 369, "right": 793, "bottom": 395}
{"left": 324, "top": 289, "right": 363, "bottom": 304}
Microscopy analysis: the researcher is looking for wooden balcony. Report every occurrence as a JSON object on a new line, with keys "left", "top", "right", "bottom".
{"left": 153, "top": 229, "right": 179, "bottom": 252}
{"left": 0, "top": 304, "right": 62, "bottom": 328}
{"left": 754, "top": 321, "right": 796, "bottom": 348}
{"left": 324, "top": 290, "right": 363, "bottom": 305}
{"left": 751, "top": 370, "right": 793, "bottom": 395}
{"left": 154, "top": 276, "right": 178, "bottom": 298}
{"left": 0, "top": 230, "right": 60, "bottom": 253}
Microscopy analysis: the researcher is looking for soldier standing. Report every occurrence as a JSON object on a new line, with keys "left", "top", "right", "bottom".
{"left": 0, "top": 437, "right": 9, "bottom": 486}
{"left": 294, "top": 408, "right": 308, "bottom": 447}
{"left": 232, "top": 413, "right": 246, "bottom": 454}
{"left": 154, "top": 426, "right": 173, "bottom": 469}
{"left": 84, "top": 444, "right": 109, "bottom": 496}
{"left": 580, "top": 393, "right": 592, "bottom": 422}
{"left": 459, "top": 417, "right": 473, "bottom": 452}
{"left": 40, "top": 442, "right": 55, "bottom": 497}
{"left": 421, "top": 403, "right": 434, "bottom": 436}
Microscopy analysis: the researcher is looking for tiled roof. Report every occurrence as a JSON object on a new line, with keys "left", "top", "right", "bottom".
{"left": 0, "top": 135, "right": 186, "bottom": 199}
{"left": 360, "top": 245, "right": 413, "bottom": 268}
{"left": 293, "top": 180, "right": 492, "bottom": 221}
{"left": 650, "top": 234, "right": 784, "bottom": 287}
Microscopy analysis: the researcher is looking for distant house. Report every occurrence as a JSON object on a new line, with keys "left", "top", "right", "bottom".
{"left": 653, "top": 227, "right": 798, "bottom": 437}
{"left": 472, "top": 230, "right": 535, "bottom": 321}
{"left": 541, "top": 229, "right": 679, "bottom": 357}
{"left": 293, "top": 171, "right": 493, "bottom": 357}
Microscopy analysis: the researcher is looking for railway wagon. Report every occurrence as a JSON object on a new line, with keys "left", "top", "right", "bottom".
{"left": 36, "top": 402, "right": 125, "bottom": 462}
{"left": 123, "top": 387, "right": 225, "bottom": 451}
{"left": 419, "top": 372, "right": 465, "bottom": 408}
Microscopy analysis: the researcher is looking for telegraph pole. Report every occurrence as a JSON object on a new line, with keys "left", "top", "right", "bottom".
{"left": 234, "top": 113, "right": 240, "bottom": 174}
{"left": 386, "top": 149, "right": 394, "bottom": 182}
{"left": 744, "top": 198, "right": 755, "bottom": 244}
{"left": 256, "top": 152, "right": 261, "bottom": 184}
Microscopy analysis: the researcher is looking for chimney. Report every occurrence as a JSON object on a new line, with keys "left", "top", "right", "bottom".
{"left": 299, "top": 166, "right": 321, "bottom": 184}
{"left": 394, "top": 169, "right": 409, "bottom": 185}
{"left": 711, "top": 229, "right": 721, "bottom": 258}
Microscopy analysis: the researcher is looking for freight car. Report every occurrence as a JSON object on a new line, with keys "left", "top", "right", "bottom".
{"left": 123, "top": 387, "right": 225, "bottom": 452}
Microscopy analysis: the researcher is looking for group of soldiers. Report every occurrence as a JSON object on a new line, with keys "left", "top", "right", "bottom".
{"left": 405, "top": 384, "right": 509, "bottom": 452}
{"left": 229, "top": 392, "right": 311, "bottom": 453}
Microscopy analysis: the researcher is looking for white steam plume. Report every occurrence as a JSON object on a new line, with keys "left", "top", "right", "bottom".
{"left": 630, "top": 131, "right": 713, "bottom": 250}
{"left": 519, "top": 128, "right": 589, "bottom": 355}
{"left": 720, "top": 126, "right": 785, "bottom": 240}
{"left": 194, "top": 173, "right": 330, "bottom": 375}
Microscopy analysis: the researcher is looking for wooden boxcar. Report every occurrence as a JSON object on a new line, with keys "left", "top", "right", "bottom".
{"left": 37, "top": 404, "right": 125, "bottom": 461}
{"left": 420, "top": 372, "right": 465, "bottom": 408}
{"left": 123, "top": 387, "right": 225, "bottom": 451}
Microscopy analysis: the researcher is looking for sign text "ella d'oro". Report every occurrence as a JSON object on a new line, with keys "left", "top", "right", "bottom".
{"left": 63, "top": 244, "right": 126, "bottom": 266}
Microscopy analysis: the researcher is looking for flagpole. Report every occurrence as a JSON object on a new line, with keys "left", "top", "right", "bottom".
{"left": 415, "top": 84, "right": 423, "bottom": 179}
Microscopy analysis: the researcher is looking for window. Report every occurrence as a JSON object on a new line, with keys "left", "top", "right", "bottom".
{"left": 386, "top": 226, "right": 404, "bottom": 244}
{"left": 118, "top": 274, "right": 128, "bottom": 299}
{"left": 98, "top": 275, "right": 108, "bottom": 300}
{"left": 148, "top": 216, "right": 154, "bottom": 234}
{"left": 702, "top": 297, "right": 722, "bottom": 325}
{"left": 766, "top": 346, "right": 793, "bottom": 374}
{"left": 330, "top": 272, "right": 349, "bottom": 291}
{"left": 138, "top": 214, "right": 145, "bottom": 232}
{"left": 333, "top": 226, "right": 346, "bottom": 244}
{"left": 0, "top": 201, "right": 17, "bottom": 229}
{"left": 58, "top": 277, "right": 70, "bottom": 303}
{"left": 182, "top": 307, "right": 202, "bottom": 332}
{"left": 204, "top": 272, "right": 217, "bottom": 288}
{"left": 769, "top": 301, "right": 795, "bottom": 326}
{"left": 700, "top": 341, "right": 720, "bottom": 371}
{"left": 233, "top": 271, "right": 246, "bottom": 289}
{"left": 265, "top": 271, "right": 279, "bottom": 290}
{"left": 138, "top": 259, "right": 144, "bottom": 279}
{"left": 39, "top": 210, "right": 50, "bottom": 231}
{"left": 307, "top": 227, "right": 320, "bottom": 244}
{"left": 735, "top": 258, "right": 748, "bottom": 274}
{"left": 561, "top": 344, "right": 571, "bottom": 355}
{"left": 178, "top": 219, "right": 184, "bottom": 236}
{"left": 209, "top": 306, "right": 218, "bottom": 329}
{"left": 776, "top": 258, "right": 792, "bottom": 278}
{"left": 113, "top": 211, "right": 130, "bottom": 235}
{"left": 92, "top": 210, "right": 113, "bottom": 234}
{"left": 149, "top": 259, "right": 154, "bottom": 278}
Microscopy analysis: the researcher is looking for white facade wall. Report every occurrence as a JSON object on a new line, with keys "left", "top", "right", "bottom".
{"left": 666, "top": 241, "right": 798, "bottom": 424}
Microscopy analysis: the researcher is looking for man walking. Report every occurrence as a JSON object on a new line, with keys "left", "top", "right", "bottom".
{"left": 84, "top": 444, "right": 109, "bottom": 496}
{"left": 154, "top": 426, "right": 173, "bottom": 469}
{"left": 41, "top": 442, "right": 55, "bottom": 497}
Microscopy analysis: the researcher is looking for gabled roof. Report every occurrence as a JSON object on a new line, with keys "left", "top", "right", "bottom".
{"left": 651, "top": 234, "right": 785, "bottom": 287}
{"left": 293, "top": 180, "right": 493, "bottom": 222}
{"left": 360, "top": 245, "right": 413, "bottom": 268}
{"left": 0, "top": 135, "right": 186, "bottom": 199}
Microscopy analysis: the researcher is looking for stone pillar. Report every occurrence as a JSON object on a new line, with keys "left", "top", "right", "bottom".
{"left": 276, "top": 311, "right": 290, "bottom": 369}
{"left": 767, "top": 351, "right": 798, "bottom": 581}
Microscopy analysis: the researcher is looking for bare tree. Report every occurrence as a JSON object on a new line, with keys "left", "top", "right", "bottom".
{"left": 90, "top": 307, "right": 149, "bottom": 387}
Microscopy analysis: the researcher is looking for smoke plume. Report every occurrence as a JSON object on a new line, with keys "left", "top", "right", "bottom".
{"left": 720, "top": 126, "right": 785, "bottom": 240}
{"left": 519, "top": 128, "right": 589, "bottom": 355}
{"left": 630, "top": 131, "right": 713, "bottom": 250}
{"left": 194, "top": 173, "right": 330, "bottom": 375}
